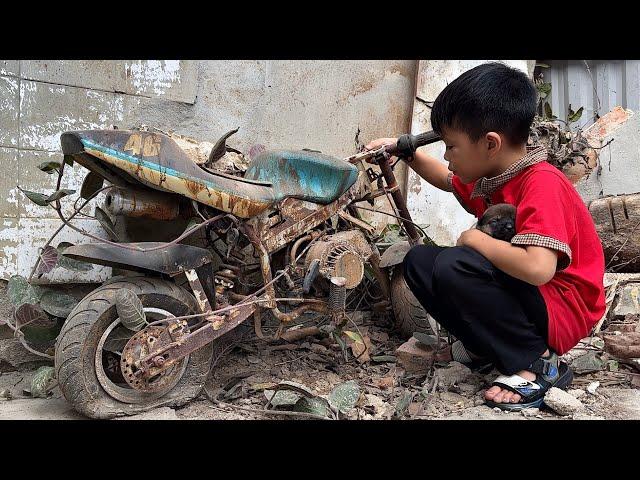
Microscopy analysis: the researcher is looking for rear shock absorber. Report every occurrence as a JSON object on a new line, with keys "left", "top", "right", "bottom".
{"left": 329, "top": 276, "right": 347, "bottom": 326}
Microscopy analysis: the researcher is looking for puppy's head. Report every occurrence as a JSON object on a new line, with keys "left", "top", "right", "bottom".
{"left": 477, "top": 203, "right": 517, "bottom": 241}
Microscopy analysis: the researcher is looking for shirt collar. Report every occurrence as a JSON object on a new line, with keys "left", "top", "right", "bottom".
{"left": 470, "top": 146, "right": 548, "bottom": 199}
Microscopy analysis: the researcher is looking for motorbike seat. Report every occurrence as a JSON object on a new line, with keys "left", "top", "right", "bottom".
{"left": 244, "top": 150, "right": 359, "bottom": 204}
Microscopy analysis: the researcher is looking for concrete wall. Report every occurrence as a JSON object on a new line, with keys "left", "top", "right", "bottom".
{"left": 0, "top": 60, "right": 417, "bottom": 282}
{"left": 406, "top": 60, "right": 532, "bottom": 246}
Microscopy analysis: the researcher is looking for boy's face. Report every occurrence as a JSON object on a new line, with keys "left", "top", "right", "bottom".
{"left": 441, "top": 128, "right": 499, "bottom": 184}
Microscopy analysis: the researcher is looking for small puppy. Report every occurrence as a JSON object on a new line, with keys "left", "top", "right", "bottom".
{"left": 476, "top": 203, "right": 517, "bottom": 242}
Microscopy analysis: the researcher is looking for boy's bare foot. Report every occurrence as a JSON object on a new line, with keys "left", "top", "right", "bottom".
{"left": 484, "top": 349, "right": 550, "bottom": 404}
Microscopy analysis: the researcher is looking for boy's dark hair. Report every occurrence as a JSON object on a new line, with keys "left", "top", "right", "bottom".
{"left": 430, "top": 62, "right": 537, "bottom": 145}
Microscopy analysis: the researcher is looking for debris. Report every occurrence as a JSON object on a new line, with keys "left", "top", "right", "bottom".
{"left": 246, "top": 355, "right": 262, "bottom": 364}
{"left": 279, "top": 326, "right": 321, "bottom": 343}
{"left": 116, "top": 407, "right": 179, "bottom": 420}
{"left": 570, "top": 351, "right": 604, "bottom": 374}
{"left": 603, "top": 330, "right": 640, "bottom": 358}
{"left": 0, "top": 389, "right": 12, "bottom": 400}
{"left": 544, "top": 387, "right": 585, "bottom": 416}
{"left": 587, "top": 381, "right": 600, "bottom": 395}
{"left": 293, "top": 396, "right": 331, "bottom": 418}
{"left": 395, "top": 337, "right": 450, "bottom": 374}
{"left": 571, "top": 413, "right": 605, "bottom": 420}
{"left": 344, "top": 331, "right": 372, "bottom": 363}
{"left": 521, "top": 408, "right": 540, "bottom": 417}
{"left": 368, "top": 331, "right": 389, "bottom": 343}
{"left": 568, "top": 389, "right": 586, "bottom": 400}
{"left": 29, "top": 366, "right": 56, "bottom": 398}
{"left": 611, "top": 284, "right": 640, "bottom": 319}
{"left": 371, "top": 355, "right": 396, "bottom": 363}
{"left": 413, "top": 332, "right": 438, "bottom": 346}
{"left": 373, "top": 376, "right": 395, "bottom": 390}
{"left": 394, "top": 391, "right": 414, "bottom": 418}
{"left": 0, "top": 339, "right": 51, "bottom": 371}
{"left": 363, "top": 394, "right": 393, "bottom": 419}
{"left": 407, "top": 402, "right": 423, "bottom": 417}
{"left": 328, "top": 380, "right": 361, "bottom": 414}
{"left": 432, "top": 362, "right": 474, "bottom": 391}
{"left": 264, "top": 389, "right": 301, "bottom": 407}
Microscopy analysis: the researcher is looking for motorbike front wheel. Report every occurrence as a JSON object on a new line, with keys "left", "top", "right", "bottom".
{"left": 55, "top": 277, "right": 213, "bottom": 419}
{"left": 390, "top": 267, "right": 435, "bottom": 339}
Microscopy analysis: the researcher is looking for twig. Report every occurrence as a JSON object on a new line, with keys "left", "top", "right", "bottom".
{"left": 203, "top": 385, "right": 329, "bottom": 420}
{"left": 353, "top": 205, "right": 430, "bottom": 240}
{"left": 274, "top": 353, "right": 309, "bottom": 366}
{"left": 605, "top": 219, "right": 640, "bottom": 269}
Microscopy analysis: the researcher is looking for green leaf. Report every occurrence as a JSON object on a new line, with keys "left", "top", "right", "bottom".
{"left": 46, "top": 189, "right": 75, "bottom": 203}
{"left": 17, "top": 187, "right": 50, "bottom": 207}
{"left": 7, "top": 275, "right": 40, "bottom": 307}
{"left": 103, "top": 325, "right": 134, "bottom": 353}
{"left": 328, "top": 380, "right": 360, "bottom": 413}
{"left": 56, "top": 242, "right": 93, "bottom": 272}
{"left": 568, "top": 106, "right": 584, "bottom": 124}
{"left": 537, "top": 82, "right": 552, "bottom": 95}
{"left": 37, "top": 161, "right": 62, "bottom": 174}
{"left": 80, "top": 171, "right": 104, "bottom": 200}
{"left": 39, "top": 290, "right": 78, "bottom": 319}
{"left": 30, "top": 366, "right": 56, "bottom": 398}
{"left": 63, "top": 154, "right": 74, "bottom": 166}
{"left": 94, "top": 206, "right": 119, "bottom": 241}
{"left": 293, "top": 396, "right": 331, "bottom": 417}
{"left": 115, "top": 289, "right": 147, "bottom": 332}
{"left": 36, "top": 246, "right": 59, "bottom": 275}
{"left": 343, "top": 330, "right": 363, "bottom": 344}
{"left": 394, "top": 391, "right": 414, "bottom": 418}
{"left": 264, "top": 389, "right": 301, "bottom": 407}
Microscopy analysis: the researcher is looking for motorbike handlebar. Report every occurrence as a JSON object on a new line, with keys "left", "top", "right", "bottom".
{"left": 384, "top": 130, "right": 441, "bottom": 157}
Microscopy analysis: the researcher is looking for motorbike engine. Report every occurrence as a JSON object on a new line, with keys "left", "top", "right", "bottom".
{"left": 303, "top": 230, "right": 373, "bottom": 290}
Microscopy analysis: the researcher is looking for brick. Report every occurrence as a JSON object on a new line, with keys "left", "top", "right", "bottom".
{"left": 396, "top": 337, "right": 450, "bottom": 374}
{"left": 544, "top": 387, "right": 585, "bottom": 416}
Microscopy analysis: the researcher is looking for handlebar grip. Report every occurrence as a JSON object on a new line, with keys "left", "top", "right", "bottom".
{"left": 389, "top": 131, "right": 441, "bottom": 157}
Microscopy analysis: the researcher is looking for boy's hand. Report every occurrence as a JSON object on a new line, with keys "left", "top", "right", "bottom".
{"left": 456, "top": 228, "right": 486, "bottom": 248}
{"left": 365, "top": 137, "right": 397, "bottom": 151}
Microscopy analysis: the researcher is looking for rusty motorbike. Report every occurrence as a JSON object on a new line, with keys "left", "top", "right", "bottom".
{"left": 54, "top": 127, "right": 441, "bottom": 418}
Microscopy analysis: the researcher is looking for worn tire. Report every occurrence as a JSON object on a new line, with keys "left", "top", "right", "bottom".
{"left": 55, "top": 277, "right": 214, "bottom": 419}
{"left": 390, "top": 267, "right": 434, "bottom": 339}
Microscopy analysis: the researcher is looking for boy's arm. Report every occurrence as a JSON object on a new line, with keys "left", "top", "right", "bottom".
{"left": 410, "top": 149, "right": 452, "bottom": 192}
{"left": 458, "top": 229, "right": 558, "bottom": 286}
{"left": 365, "top": 138, "right": 451, "bottom": 191}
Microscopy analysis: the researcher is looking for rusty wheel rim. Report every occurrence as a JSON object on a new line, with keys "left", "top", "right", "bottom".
{"left": 95, "top": 308, "right": 189, "bottom": 404}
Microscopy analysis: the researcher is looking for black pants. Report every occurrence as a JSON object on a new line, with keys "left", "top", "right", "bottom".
{"left": 403, "top": 245, "right": 549, "bottom": 375}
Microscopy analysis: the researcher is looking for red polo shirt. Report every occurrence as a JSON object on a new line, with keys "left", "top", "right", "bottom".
{"left": 449, "top": 148, "right": 606, "bottom": 354}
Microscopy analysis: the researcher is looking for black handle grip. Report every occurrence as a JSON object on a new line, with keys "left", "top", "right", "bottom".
{"left": 387, "top": 130, "right": 441, "bottom": 157}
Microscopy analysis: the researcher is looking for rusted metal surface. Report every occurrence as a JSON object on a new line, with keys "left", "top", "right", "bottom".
{"left": 303, "top": 231, "right": 372, "bottom": 290}
{"left": 61, "top": 130, "right": 275, "bottom": 218}
{"left": 367, "top": 247, "right": 391, "bottom": 299}
{"left": 62, "top": 242, "right": 214, "bottom": 275}
{"left": 260, "top": 174, "right": 370, "bottom": 253}
{"left": 105, "top": 187, "right": 181, "bottom": 220}
{"left": 185, "top": 269, "right": 213, "bottom": 314}
{"left": 125, "top": 302, "right": 257, "bottom": 386}
{"left": 375, "top": 154, "right": 421, "bottom": 246}
{"left": 120, "top": 324, "right": 189, "bottom": 393}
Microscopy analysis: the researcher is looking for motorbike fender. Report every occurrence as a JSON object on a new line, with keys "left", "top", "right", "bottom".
{"left": 62, "top": 242, "right": 214, "bottom": 275}
{"left": 379, "top": 240, "right": 412, "bottom": 268}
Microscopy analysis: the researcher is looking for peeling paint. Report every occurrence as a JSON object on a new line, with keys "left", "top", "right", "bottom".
{"left": 125, "top": 60, "right": 182, "bottom": 96}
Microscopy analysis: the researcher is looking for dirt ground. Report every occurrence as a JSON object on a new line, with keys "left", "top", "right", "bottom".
{"left": 1, "top": 280, "right": 639, "bottom": 421}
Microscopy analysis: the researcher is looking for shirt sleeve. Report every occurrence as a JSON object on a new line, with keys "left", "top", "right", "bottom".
{"left": 448, "top": 172, "right": 477, "bottom": 215}
{"left": 511, "top": 171, "right": 575, "bottom": 270}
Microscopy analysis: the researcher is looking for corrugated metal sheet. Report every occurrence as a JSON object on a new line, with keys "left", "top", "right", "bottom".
{"left": 542, "top": 60, "right": 640, "bottom": 126}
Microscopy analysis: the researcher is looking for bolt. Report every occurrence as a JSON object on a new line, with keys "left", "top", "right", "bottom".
{"left": 153, "top": 356, "right": 165, "bottom": 367}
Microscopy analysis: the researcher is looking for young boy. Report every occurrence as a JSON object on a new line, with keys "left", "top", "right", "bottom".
{"left": 366, "top": 62, "right": 606, "bottom": 411}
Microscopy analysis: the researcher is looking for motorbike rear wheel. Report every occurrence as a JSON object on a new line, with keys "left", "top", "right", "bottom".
{"left": 390, "top": 267, "right": 435, "bottom": 339}
{"left": 55, "top": 276, "right": 214, "bottom": 419}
